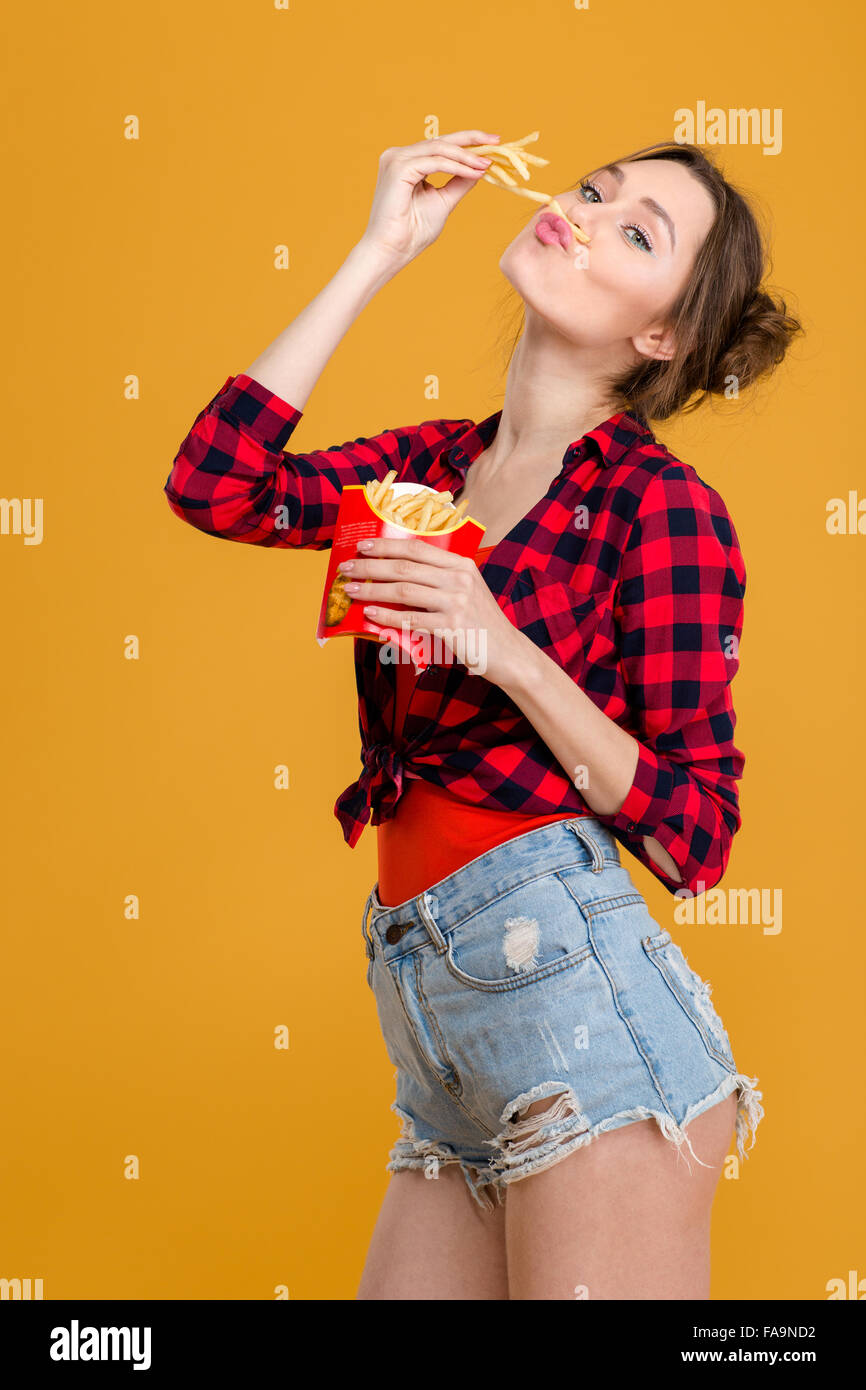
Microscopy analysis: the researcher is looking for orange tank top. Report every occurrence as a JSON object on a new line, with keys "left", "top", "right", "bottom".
{"left": 376, "top": 544, "right": 593, "bottom": 908}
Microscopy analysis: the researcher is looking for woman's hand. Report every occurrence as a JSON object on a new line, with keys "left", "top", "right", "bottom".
{"left": 358, "top": 130, "right": 500, "bottom": 267}
{"left": 337, "top": 534, "right": 526, "bottom": 688}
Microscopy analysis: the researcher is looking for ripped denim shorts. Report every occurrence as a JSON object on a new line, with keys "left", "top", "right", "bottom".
{"left": 360, "top": 816, "right": 764, "bottom": 1213}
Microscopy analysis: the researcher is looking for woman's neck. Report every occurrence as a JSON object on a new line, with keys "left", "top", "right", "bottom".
{"left": 488, "top": 327, "right": 621, "bottom": 472}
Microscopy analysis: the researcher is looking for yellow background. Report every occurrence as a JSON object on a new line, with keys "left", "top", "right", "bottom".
{"left": 2, "top": 0, "right": 863, "bottom": 1300}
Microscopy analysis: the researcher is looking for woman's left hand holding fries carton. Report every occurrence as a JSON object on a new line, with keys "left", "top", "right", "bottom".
{"left": 316, "top": 472, "right": 486, "bottom": 671}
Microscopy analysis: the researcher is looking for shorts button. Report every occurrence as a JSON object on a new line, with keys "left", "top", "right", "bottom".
{"left": 385, "top": 922, "right": 410, "bottom": 944}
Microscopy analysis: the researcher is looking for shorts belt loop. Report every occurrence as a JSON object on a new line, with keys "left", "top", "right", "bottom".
{"left": 416, "top": 890, "right": 448, "bottom": 954}
{"left": 567, "top": 819, "right": 605, "bottom": 873}
{"left": 361, "top": 887, "right": 376, "bottom": 959}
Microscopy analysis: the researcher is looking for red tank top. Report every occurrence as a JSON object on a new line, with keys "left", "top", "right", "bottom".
{"left": 376, "top": 545, "right": 592, "bottom": 907}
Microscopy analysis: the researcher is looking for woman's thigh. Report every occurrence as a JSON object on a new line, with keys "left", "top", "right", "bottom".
{"left": 505, "top": 1091, "right": 738, "bottom": 1300}
{"left": 356, "top": 1165, "right": 509, "bottom": 1301}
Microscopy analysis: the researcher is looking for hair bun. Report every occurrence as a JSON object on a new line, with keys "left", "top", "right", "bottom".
{"left": 708, "top": 286, "right": 801, "bottom": 396}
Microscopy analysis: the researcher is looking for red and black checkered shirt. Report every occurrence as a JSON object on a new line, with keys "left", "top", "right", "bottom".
{"left": 164, "top": 372, "right": 747, "bottom": 896}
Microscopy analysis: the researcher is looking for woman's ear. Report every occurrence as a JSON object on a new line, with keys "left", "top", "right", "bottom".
{"left": 631, "top": 322, "right": 677, "bottom": 363}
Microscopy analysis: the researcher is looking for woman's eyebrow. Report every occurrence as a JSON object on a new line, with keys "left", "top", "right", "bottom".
{"left": 593, "top": 163, "right": 677, "bottom": 252}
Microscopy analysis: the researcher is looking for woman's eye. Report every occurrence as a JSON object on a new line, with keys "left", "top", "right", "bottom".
{"left": 626, "top": 226, "right": 653, "bottom": 253}
{"left": 578, "top": 181, "right": 654, "bottom": 254}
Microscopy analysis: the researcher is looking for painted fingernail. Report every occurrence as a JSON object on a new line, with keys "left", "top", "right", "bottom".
{"left": 358, "top": 539, "right": 374, "bottom": 551}
{"left": 338, "top": 560, "right": 354, "bottom": 571}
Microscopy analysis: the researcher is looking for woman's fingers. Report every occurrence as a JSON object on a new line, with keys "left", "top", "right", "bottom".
{"left": 393, "top": 133, "right": 500, "bottom": 163}
{"left": 364, "top": 130, "right": 500, "bottom": 263}
{"left": 404, "top": 155, "right": 489, "bottom": 180}
{"left": 396, "top": 141, "right": 493, "bottom": 171}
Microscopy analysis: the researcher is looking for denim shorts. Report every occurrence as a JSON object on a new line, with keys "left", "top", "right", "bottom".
{"left": 360, "top": 816, "right": 764, "bottom": 1213}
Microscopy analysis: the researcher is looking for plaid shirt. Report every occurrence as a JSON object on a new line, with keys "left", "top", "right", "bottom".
{"left": 164, "top": 372, "right": 746, "bottom": 896}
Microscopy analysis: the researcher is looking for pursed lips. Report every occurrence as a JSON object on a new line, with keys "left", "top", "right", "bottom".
{"left": 535, "top": 212, "right": 580, "bottom": 251}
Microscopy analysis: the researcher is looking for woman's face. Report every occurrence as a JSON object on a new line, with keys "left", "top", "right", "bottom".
{"left": 499, "top": 157, "right": 717, "bottom": 362}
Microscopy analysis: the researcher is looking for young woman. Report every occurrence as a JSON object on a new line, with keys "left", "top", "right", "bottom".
{"left": 165, "top": 130, "right": 802, "bottom": 1300}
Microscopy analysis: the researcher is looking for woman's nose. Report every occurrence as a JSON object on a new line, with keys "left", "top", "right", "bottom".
{"left": 569, "top": 207, "right": 592, "bottom": 240}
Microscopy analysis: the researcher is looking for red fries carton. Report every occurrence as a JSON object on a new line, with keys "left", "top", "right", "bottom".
{"left": 316, "top": 481, "right": 486, "bottom": 672}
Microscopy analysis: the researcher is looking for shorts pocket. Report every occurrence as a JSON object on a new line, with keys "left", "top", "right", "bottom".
{"left": 641, "top": 929, "right": 736, "bottom": 1071}
{"left": 442, "top": 869, "right": 596, "bottom": 994}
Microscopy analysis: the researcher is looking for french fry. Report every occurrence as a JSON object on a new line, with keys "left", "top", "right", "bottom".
{"left": 425, "top": 505, "right": 452, "bottom": 531}
{"left": 471, "top": 131, "right": 543, "bottom": 156}
{"left": 485, "top": 161, "right": 518, "bottom": 187}
{"left": 472, "top": 131, "right": 591, "bottom": 245}
{"left": 390, "top": 498, "right": 424, "bottom": 521}
{"left": 401, "top": 497, "right": 434, "bottom": 520}
{"left": 482, "top": 181, "right": 550, "bottom": 204}
{"left": 417, "top": 496, "right": 436, "bottom": 531}
{"left": 547, "top": 196, "right": 591, "bottom": 244}
{"left": 368, "top": 470, "right": 397, "bottom": 507}
{"left": 506, "top": 149, "right": 531, "bottom": 179}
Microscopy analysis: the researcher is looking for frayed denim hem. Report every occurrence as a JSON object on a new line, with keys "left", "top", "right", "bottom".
{"left": 386, "top": 1071, "right": 764, "bottom": 1214}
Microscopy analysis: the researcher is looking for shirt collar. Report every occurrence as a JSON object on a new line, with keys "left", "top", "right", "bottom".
{"left": 442, "top": 407, "right": 656, "bottom": 478}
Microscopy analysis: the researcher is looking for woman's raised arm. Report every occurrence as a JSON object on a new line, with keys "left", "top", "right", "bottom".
{"left": 164, "top": 131, "right": 498, "bottom": 547}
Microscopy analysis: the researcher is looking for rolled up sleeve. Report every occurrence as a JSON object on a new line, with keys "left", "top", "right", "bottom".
{"left": 600, "top": 468, "right": 746, "bottom": 895}
{"left": 163, "top": 373, "right": 431, "bottom": 550}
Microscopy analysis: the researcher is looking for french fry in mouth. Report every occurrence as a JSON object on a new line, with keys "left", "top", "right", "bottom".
{"left": 470, "top": 131, "right": 591, "bottom": 245}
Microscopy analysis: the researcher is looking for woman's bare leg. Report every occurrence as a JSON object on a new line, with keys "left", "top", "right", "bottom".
{"left": 504, "top": 1091, "right": 738, "bottom": 1300}
{"left": 356, "top": 1164, "right": 509, "bottom": 1300}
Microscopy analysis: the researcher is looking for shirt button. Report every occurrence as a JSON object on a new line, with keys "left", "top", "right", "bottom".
{"left": 385, "top": 922, "right": 410, "bottom": 944}
{"left": 626, "top": 821, "right": 637, "bottom": 833}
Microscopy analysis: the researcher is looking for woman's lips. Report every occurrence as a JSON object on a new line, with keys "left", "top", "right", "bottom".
{"left": 535, "top": 213, "right": 576, "bottom": 251}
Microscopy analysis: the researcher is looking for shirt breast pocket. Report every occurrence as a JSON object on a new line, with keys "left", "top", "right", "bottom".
{"left": 501, "top": 565, "right": 615, "bottom": 674}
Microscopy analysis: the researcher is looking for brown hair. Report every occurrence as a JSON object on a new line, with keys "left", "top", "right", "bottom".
{"left": 495, "top": 140, "right": 804, "bottom": 423}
